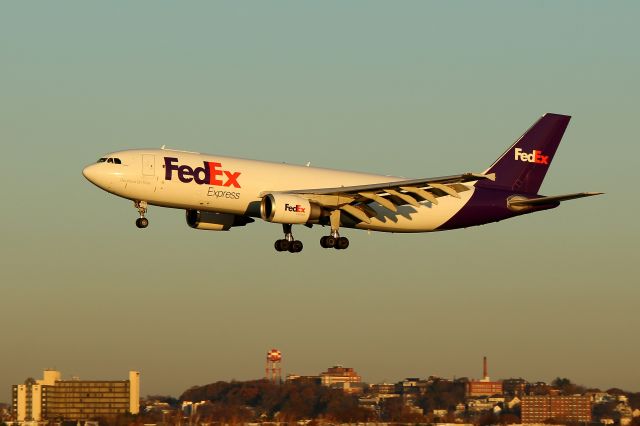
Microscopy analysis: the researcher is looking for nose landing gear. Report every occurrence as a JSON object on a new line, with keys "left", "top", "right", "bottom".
{"left": 274, "top": 224, "right": 303, "bottom": 253}
{"left": 134, "top": 201, "right": 149, "bottom": 229}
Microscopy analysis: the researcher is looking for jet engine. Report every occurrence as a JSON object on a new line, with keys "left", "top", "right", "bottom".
{"left": 260, "top": 193, "right": 322, "bottom": 224}
{"left": 186, "top": 209, "right": 254, "bottom": 231}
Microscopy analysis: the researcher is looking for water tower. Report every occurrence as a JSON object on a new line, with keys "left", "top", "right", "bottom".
{"left": 265, "top": 349, "right": 282, "bottom": 383}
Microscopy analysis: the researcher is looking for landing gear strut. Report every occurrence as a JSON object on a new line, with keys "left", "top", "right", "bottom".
{"left": 134, "top": 201, "right": 149, "bottom": 229}
{"left": 320, "top": 210, "right": 349, "bottom": 250}
{"left": 274, "top": 224, "right": 303, "bottom": 253}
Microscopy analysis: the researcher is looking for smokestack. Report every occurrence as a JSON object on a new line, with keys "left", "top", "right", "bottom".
{"left": 483, "top": 356, "right": 488, "bottom": 380}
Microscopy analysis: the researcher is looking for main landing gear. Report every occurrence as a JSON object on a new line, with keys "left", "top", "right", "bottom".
{"left": 320, "top": 233, "right": 349, "bottom": 250}
{"left": 274, "top": 224, "right": 303, "bottom": 253}
{"left": 273, "top": 211, "right": 352, "bottom": 253}
{"left": 134, "top": 201, "right": 149, "bottom": 229}
{"left": 319, "top": 209, "right": 350, "bottom": 250}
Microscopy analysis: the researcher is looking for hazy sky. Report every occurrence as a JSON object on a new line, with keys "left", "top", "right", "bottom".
{"left": 1, "top": 2, "right": 638, "bottom": 402}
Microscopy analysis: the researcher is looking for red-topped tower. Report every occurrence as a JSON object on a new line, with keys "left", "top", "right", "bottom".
{"left": 265, "top": 349, "right": 282, "bottom": 383}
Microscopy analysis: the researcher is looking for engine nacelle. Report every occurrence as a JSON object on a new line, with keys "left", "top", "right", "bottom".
{"left": 260, "top": 193, "right": 322, "bottom": 224}
{"left": 186, "top": 210, "right": 253, "bottom": 231}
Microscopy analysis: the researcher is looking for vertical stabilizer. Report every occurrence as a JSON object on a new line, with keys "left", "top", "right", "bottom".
{"left": 481, "top": 113, "right": 571, "bottom": 194}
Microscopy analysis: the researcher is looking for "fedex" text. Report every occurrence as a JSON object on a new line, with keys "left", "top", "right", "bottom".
{"left": 164, "top": 157, "right": 241, "bottom": 188}
{"left": 514, "top": 148, "right": 549, "bottom": 165}
{"left": 284, "top": 203, "right": 306, "bottom": 213}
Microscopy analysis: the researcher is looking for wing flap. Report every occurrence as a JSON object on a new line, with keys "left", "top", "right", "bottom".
{"left": 400, "top": 186, "right": 439, "bottom": 205}
{"left": 358, "top": 191, "right": 398, "bottom": 212}
{"left": 340, "top": 204, "right": 372, "bottom": 224}
{"left": 384, "top": 189, "right": 421, "bottom": 207}
{"left": 428, "top": 183, "right": 462, "bottom": 199}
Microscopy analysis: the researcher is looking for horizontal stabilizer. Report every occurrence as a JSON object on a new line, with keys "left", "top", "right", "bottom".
{"left": 508, "top": 192, "right": 603, "bottom": 207}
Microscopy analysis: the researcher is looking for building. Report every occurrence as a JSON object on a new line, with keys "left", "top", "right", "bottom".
{"left": 329, "top": 381, "right": 365, "bottom": 395}
{"left": 370, "top": 382, "right": 397, "bottom": 395}
{"left": 466, "top": 357, "right": 503, "bottom": 397}
{"left": 502, "top": 378, "right": 528, "bottom": 396}
{"left": 396, "top": 378, "right": 429, "bottom": 395}
{"left": 467, "top": 397, "right": 500, "bottom": 413}
{"left": 285, "top": 374, "right": 321, "bottom": 385}
{"left": 521, "top": 395, "right": 591, "bottom": 423}
{"left": 319, "top": 365, "right": 362, "bottom": 386}
{"left": 12, "top": 369, "right": 140, "bottom": 422}
{"left": 467, "top": 380, "right": 503, "bottom": 397}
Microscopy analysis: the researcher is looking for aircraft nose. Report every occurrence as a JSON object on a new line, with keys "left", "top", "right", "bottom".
{"left": 82, "top": 164, "right": 99, "bottom": 184}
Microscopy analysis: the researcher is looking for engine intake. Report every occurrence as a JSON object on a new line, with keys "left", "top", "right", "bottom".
{"left": 260, "top": 193, "right": 322, "bottom": 224}
{"left": 186, "top": 210, "right": 254, "bottom": 231}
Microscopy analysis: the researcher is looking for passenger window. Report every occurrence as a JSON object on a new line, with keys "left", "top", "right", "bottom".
{"left": 107, "top": 158, "right": 113, "bottom": 163}
{"left": 114, "top": 158, "right": 122, "bottom": 164}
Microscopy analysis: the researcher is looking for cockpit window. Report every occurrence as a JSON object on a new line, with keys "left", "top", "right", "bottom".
{"left": 97, "top": 157, "right": 122, "bottom": 164}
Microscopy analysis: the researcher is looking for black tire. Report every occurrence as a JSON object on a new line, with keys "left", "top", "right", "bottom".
{"left": 324, "top": 236, "right": 336, "bottom": 248}
{"left": 274, "top": 240, "right": 283, "bottom": 251}
{"left": 335, "top": 237, "right": 349, "bottom": 250}
{"left": 320, "top": 236, "right": 328, "bottom": 248}
{"left": 136, "top": 218, "right": 148, "bottom": 228}
{"left": 279, "top": 239, "right": 291, "bottom": 251}
{"left": 289, "top": 240, "right": 303, "bottom": 253}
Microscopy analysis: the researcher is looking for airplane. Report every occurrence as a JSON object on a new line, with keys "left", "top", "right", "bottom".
{"left": 82, "top": 113, "right": 602, "bottom": 253}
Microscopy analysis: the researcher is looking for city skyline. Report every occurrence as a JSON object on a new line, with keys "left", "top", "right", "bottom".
{"left": 1, "top": 1, "right": 638, "bottom": 404}
{"left": 11, "top": 365, "right": 638, "bottom": 424}
{"left": 5, "top": 356, "right": 638, "bottom": 404}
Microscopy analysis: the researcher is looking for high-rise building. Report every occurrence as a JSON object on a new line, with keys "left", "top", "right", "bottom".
{"left": 12, "top": 370, "right": 140, "bottom": 422}
{"left": 521, "top": 395, "right": 591, "bottom": 423}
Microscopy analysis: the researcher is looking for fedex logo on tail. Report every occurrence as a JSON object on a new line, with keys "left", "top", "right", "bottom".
{"left": 164, "top": 157, "right": 241, "bottom": 188}
{"left": 514, "top": 148, "right": 549, "bottom": 165}
{"left": 284, "top": 203, "right": 306, "bottom": 213}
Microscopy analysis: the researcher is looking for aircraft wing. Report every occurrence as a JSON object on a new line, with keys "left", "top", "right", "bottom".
{"left": 263, "top": 172, "right": 495, "bottom": 224}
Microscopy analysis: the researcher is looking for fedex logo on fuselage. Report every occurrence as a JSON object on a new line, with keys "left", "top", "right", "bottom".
{"left": 514, "top": 148, "right": 549, "bottom": 165}
{"left": 164, "top": 157, "right": 241, "bottom": 188}
{"left": 284, "top": 203, "right": 305, "bottom": 213}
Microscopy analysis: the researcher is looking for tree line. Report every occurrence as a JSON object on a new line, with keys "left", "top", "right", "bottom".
{"left": 179, "top": 379, "right": 373, "bottom": 422}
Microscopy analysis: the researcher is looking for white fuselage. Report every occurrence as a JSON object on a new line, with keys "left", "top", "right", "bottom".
{"left": 82, "top": 149, "right": 475, "bottom": 233}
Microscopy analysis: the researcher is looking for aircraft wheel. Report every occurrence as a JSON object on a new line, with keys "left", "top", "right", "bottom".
{"left": 320, "top": 236, "right": 328, "bottom": 248}
{"left": 289, "top": 240, "right": 303, "bottom": 253}
{"left": 335, "top": 237, "right": 349, "bottom": 250}
{"left": 275, "top": 239, "right": 290, "bottom": 252}
{"left": 136, "top": 218, "right": 149, "bottom": 229}
{"left": 323, "top": 236, "right": 336, "bottom": 248}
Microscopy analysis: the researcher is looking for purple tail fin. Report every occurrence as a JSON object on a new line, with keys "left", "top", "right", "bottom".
{"left": 480, "top": 113, "right": 571, "bottom": 194}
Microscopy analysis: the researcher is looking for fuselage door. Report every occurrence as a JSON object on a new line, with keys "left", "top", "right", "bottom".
{"left": 142, "top": 154, "right": 155, "bottom": 176}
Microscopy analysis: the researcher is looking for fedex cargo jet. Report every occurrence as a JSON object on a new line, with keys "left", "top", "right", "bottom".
{"left": 82, "top": 113, "right": 601, "bottom": 253}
